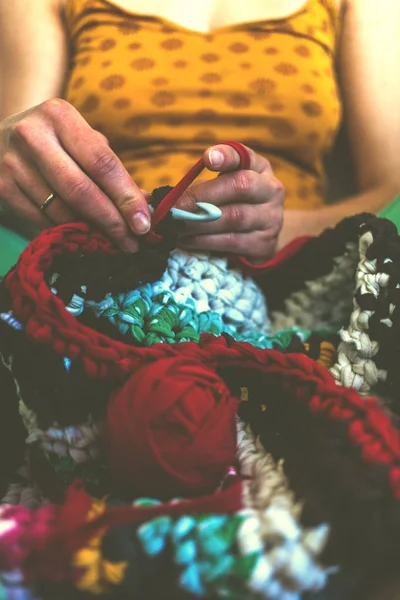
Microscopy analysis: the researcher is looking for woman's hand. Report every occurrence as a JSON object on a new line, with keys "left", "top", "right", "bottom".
{"left": 0, "top": 98, "right": 151, "bottom": 252}
{"left": 176, "top": 144, "right": 285, "bottom": 263}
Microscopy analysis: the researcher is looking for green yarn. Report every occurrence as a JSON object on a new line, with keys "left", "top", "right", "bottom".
{"left": 47, "top": 452, "right": 107, "bottom": 489}
{"left": 87, "top": 287, "right": 308, "bottom": 350}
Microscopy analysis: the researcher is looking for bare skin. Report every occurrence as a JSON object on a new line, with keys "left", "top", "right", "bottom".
{"left": 0, "top": 0, "right": 399, "bottom": 260}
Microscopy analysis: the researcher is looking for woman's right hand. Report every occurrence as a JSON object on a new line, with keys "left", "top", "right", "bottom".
{"left": 0, "top": 98, "right": 151, "bottom": 252}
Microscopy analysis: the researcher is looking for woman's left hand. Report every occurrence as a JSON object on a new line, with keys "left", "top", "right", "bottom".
{"left": 176, "top": 144, "right": 285, "bottom": 263}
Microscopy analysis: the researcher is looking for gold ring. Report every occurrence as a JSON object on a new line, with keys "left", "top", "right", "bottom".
{"left": 39, "top": 191, "right": 57, "bottom": 212}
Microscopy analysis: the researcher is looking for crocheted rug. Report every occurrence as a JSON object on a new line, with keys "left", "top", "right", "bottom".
{"left": 0, "top": 145, "right": 399, "bottom": 599}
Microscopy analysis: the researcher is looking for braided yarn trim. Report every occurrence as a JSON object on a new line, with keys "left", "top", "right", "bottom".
{"left": 331, "top": 231, "right": 389, "bottom": 394}
{"left": 5, "top": 243, "right": 400, "bottom": 503}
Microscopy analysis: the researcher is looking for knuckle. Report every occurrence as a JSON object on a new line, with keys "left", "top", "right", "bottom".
{"left": 232, "top": 170, "right": 258, "bottom": 198}
{"left": 117, "top": 194, "right": 139, "bottom": 213}
{"left": 0, "top": 178, "right": 9, "bottom": 199}
{"left": 65, "top": 177, "right": 93, "bottom": 200}
{"left": 11, "top": 121, "right": 34, "bottom": 144}
{"left": 41, "top": 98, "right": 70, "bottom": 119}
{"left": 224, "top": 232, "right": 239, "bottom": 251}
{"left": 2, "top": 151, "right": 18, "bottom": 173}
{"left": 270, "top": 177, "right": 286, "bottom": 203}
{"left": 0, "top": 178, "right": 15, "bottom": 204}
{"left": 93, "top": 129, "right": 110, "bottom": 146}
{"left": 91, "top": 151, "right": 119, "bottom": 177}
{"left": 103, "top": 215, "right": 127, "bottom": 239}
{"left": 262, "top": 156, "right": 273, "bottom": 173}
{"left": 225, "top": 204, "right": 244, "bottom": 228}
{"left": 177, "top": 187, "right": 198, "bottom": 213}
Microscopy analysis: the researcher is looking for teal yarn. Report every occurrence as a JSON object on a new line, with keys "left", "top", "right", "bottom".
{"left": 87, "top": 288, "right": 221, "bottom": 346}
{"left": 85, "top": 286, "right": 308, "bottom": 350}
{"left": 135, "top": 500, "right": 262, "bottom": 599}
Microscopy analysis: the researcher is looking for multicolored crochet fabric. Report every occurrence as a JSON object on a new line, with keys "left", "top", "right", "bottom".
{"left": 0, "top": 144, "right": 399, "bottom": 599}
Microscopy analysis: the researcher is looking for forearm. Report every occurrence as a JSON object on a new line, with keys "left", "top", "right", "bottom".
{"left": 316, "top": 182, "right": 399, "bottom": 231}
{"left": 279, "top": 182, "right": 400, "bottom": 248}
{"left": 0, "top": 0, "right": 68, "bottom": 120}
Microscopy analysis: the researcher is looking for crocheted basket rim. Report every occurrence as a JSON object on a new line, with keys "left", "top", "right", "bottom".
{"left": 3, "top": 222, "right": 299, "bottom": 381}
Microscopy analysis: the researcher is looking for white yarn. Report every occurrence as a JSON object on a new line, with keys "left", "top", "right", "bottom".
{"left": 270, "top": 243, "right": 358, "bottom": 333}
{"left": 19, "top": 400, "right": 101, "bottom": 465}
{"left": 236, "top": 418, "right": 336, "bottom": 598}
{"left": 0, "top": 464, "right": 45, "bottom": 509}
{"left": 331, "top": 231, "right": 389, "bottom": 394}
{"left": 150, "top": 249, "right": 270, "bottom": 335}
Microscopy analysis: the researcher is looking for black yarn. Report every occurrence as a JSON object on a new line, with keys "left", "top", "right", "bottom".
{"left": 252, "top": 213, "right": 380, "bottom": 312}
{"left": 0, "top": 362, "right": 26, "bottom": 495}
{"left": 221, "top": 365, "right": 400, "bottom": 570}
{"left": 6, "top": 334, "right": 116, "bottom": 428}
{"left": 49, "top": 186, "right": 183, "bottom": 304}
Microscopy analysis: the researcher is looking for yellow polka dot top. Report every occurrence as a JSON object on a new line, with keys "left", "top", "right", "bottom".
{"left": 63, "top": 0, "right": 342, "bottom": 208}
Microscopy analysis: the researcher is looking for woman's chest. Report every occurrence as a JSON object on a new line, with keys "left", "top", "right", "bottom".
{"left": 66, "top": 0, "right": 341, "bottom": 34}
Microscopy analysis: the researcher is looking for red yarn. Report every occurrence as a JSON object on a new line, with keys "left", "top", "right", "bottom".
{"left": 5, "top": 153, "right": 400, "bottom": 500}
{"left": 103, "top": 357, "right": 238, "bottom": 498}
{"left": 0, "top": 504, "right": 57, "bottom": 571}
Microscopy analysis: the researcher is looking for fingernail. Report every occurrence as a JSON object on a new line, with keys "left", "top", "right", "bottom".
{"left": 121, "top": 237, "right": 138, "bottom": 253}
{"left": 132, "top": 211, "right": 150, "bottom": 235}
{"left": 209, "top": 148, "right": 224, "bottom": 168}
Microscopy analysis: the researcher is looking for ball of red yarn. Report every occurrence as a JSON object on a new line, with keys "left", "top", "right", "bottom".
{"left": 103, "top": 357, "right": 238, "bottom": 498}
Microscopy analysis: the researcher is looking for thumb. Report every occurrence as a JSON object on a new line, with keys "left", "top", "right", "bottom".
{"left": 117, "top": 187, "right": 152, "bottom": 236}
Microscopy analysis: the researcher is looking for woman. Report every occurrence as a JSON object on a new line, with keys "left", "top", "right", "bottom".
{"left": 0, "top": 0, "right": 399, "bottom": 263}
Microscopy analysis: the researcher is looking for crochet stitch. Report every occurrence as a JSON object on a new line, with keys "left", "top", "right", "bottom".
{"left": 1, "top": 144, "right": 400, "bottom": 598}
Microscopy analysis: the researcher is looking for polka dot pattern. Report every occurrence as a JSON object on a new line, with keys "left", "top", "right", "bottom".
{"left": 100, "top": 74, "right": 125, "bottom": 90}
{"left": 72, "top": 76, "right": 85, "bottom": 89}
{"left": 200, "top": 73, "right": 222, "bottom": 84}
{"left": 264, "top": 47, "right": 279, "bottom": 55}
{"left": 228, "top": 42, "right": 249, "bottom": 53}
{"left": 249, "top": 78, "right": 276, "bottom": 95}
{"left": 294, "top": 45, "right": 311, "bottom": 57}
{"left": 99, "top": 38, "right": 116, "bottom": 51}
{"left": 125, "top": 117, "right": 151, "bottom": 133}
{"left": 161, "top": 38, "right": 184, "bottom": 50}
{"left": 226, "top": 94, "right": 251, "bottom": 109}
{"left": 274, "top": 62, "right": 298, "bottom": 76}
{"left": 174, "top": 60, "right": 187, "bottom": 68}
{"left": 151, "top": 91, "right": 176, "bottom": 108}
{"left": 152, "top": 77, "right": 169, "bottom": 86}
{"left": 201, "top": 53, "right": 220, "bottom": 63}
{"left": 79, "top": 94, "right": 100, "bottom": 112}
{"left": 265, "top": 117, "right": 295, "bottom": 138}
{"left": 130, "top": 58, "right": 155, "bottom": 70}
{"left": 64, "top": 0, "right": 342, "bottom": 210}
{"left": 113, "top": 98, "right": 131, "bottom": 109}
{"left": 302, "top": 101, "right": 323, "bottom": 117}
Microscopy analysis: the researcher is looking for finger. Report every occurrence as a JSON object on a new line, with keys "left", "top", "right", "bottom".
{"left": 13, "top": 130, "right": 139, "bottom": 252}
{"left": 176, "top": 169, "right": 279, "bottom": 214}
{"left": 179, "top": 230, "right": 277, "bottom": 259}
{"left": 203, "top": 143, "right": 273, "bottom": 175}
{"left": 180, "top": 203, "right": 268, "bottom": 236}
{"left": 0, "top": 175, "right": 52, "bottom": 230}
{"left": 3, "top": 152, "right": 77, "bottom": 224}
{"left": 44, "top": 100, "right": 151, "bottom": 235}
